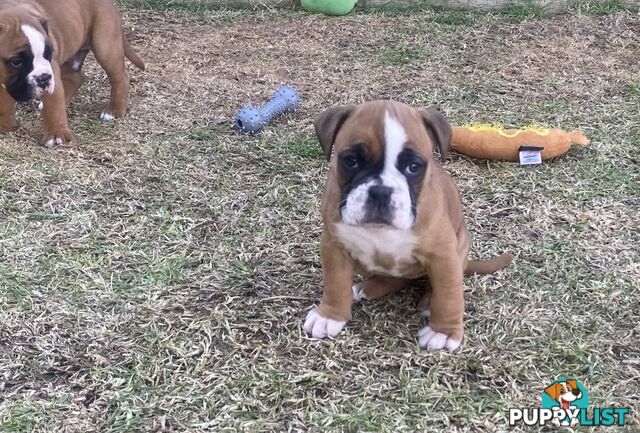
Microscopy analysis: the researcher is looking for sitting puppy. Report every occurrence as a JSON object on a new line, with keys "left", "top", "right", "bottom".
{"left": 0, "top": 0, "right": 145, "bottom": 147}
{"left": 304, "top": 100, "right": 513, "bottom": 351}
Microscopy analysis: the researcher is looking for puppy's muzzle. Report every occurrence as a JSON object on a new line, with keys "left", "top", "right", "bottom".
{"left": 365, "top": 185, "right": 394, "bottom": 224}
{"left": 35, "top": 73, "right": 52, "bottom": 90}
{"left": 368, "top": 185, "right": 393, "bottom": 206}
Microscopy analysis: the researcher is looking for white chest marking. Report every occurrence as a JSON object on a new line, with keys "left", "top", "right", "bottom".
{"left": 21, "top": 25, "right": 55, "bottom": 95}
{"left": 334, "top": 223, "right": 418, "bottom": 277}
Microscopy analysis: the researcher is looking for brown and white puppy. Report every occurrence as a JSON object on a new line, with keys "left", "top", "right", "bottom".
{"left": 304, "top": 100, "right": 513, "bottom": 351}
{"left": 0, "top": 0, "right": 145, "bottom": 147}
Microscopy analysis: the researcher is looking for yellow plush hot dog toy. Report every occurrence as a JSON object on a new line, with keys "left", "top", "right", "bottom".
{"left": 450, "top": 124, "right": 589, "bottom": 161}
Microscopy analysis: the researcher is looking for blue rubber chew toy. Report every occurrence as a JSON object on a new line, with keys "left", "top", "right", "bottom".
{"left": 235, "top": 85, "right": 301, "bottom": 134}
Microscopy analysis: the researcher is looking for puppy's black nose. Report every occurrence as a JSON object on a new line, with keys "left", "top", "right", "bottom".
{"left": 572, "top": 389, "right": 581, "bottom": 396}
{"left": 368, "top": 185, "right": 393, "bottom": 205}
{"left": 35, "top": 73, "right": 51, "bottom": 88}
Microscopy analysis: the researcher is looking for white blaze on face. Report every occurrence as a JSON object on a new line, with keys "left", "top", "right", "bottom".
{"left": 341, "top": 111, "right": 414, "bottom": 230}
{"left": 380, "top": 112, "right": 414, "bottom": 229}
{"left": 21, "top": 24, "right": 54, "bottom": 96}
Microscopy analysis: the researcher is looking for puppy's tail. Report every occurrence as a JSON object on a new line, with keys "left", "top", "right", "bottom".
{"left": 124, "top": 38, "right": 145, "bottom": 71}
{"left": 464, "top": 252, "right": 514, "bottom": 276}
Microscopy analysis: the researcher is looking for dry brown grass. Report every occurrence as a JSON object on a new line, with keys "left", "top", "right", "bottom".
{"left": 0, "top": 4, "right": 639, "bottom": 432}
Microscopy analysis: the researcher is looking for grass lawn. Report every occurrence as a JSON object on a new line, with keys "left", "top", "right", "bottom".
{"left": 0, "top": 2, "right": 639, "bottom": 432}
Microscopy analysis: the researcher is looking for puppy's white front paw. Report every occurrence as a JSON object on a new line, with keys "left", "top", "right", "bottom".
{"left": 100, "top": 112, "right": 116, "bottom": 122}
{"left": 44, "top": 137, "right": 64, "bottom": 148}
{"left": 417, "top": 326, "right": 461, "bottom": 351}
{"left": 352, "top": 284, "right": 368, "bottom": 303}
{"left": 303, "top": 309, "right": 346, "bottom": 339}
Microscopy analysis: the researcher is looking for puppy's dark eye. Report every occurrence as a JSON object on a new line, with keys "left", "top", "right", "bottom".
{"left": 9, "top": 59, "right": 24, "bottom": 69}
{"left": 343, "top": 155, "right": 358, "bottom": 169}
{"left": 404, "top": 162, "right": 422, "bottom": 175}
{"left": 339, "top": 145, "right": 365, "bottom": 173}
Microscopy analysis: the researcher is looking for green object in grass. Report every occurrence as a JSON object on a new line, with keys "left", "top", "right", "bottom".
{"left": 301, "top": 0, "right": 358, "bottom": 16}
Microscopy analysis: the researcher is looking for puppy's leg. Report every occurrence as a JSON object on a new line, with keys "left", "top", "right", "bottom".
{"left": 352, "top": 276, "right": 408, "bottom": 303}
{"left": 304, "top": 232, "right": 355, "bottom": 339}
{"left": 41, "top": 62, "right": 73, "bottom": 147}
{"left": 416, "top": 280, "right": 432, "bottom": 316}
{"left": 417, "top": 256, "right": 464, "bottom": 351}
{"left": 61, "top": 63, "right": 86, "bottom": 105}
{"left": 90, "top": 23, "right": 130, "bottom": 120}
{"left": 0, "top": 86, "right": 17, "bottom": 133}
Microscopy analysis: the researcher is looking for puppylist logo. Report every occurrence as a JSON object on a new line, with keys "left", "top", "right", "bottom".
{"left": 509, "top": 378, "right": 630, "bottom": 427}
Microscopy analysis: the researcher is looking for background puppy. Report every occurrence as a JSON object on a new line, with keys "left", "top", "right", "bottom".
{"left": 0, "top": 0, "right": 145, "bottom": 147}
{"left": 304, "top": 100, "right": 513, "bottom": 350}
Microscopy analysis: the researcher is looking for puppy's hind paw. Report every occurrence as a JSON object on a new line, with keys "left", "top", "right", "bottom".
{"left": 352, "top": 284, "right": 368, "bottom": 303}
{"left": 303, "top": 309, "right": 346, "bottom": 339}
{"left": 419, "top": 307, "right": 431, "bottom": 318}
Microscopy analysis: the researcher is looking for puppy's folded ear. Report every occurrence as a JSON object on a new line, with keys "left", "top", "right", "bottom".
{"left": 418, "top": 108, "right": 451, "bottom": 160}
{"left": 544, "top": 382, "right": 562, "bottom": 401}
{"left": 314, "top": 105, "right": 354, "bottom": 161}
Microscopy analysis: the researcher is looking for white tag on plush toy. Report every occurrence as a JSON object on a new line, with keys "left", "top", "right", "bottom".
{"left": 519, "top": 146, "right": 543, "bottom": 165}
